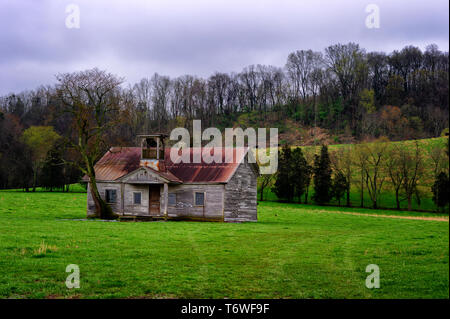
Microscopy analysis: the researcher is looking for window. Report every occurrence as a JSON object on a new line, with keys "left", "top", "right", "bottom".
{"left": 133, "top": 192, "right": 142, "bottom": 205}
{"left": 105, "top": 189, "right": 117, "bottom": 203}
{"left": 195, "top": 192, "right": 205, "bottom": 206}
{"left": 168, "top": 193, "right": 176, "bottom": 206}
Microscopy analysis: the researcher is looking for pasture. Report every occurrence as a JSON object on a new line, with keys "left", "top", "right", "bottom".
{"left": 259, "top": 137, "right": 449, "bottom": 211}
{"left": 0, "top": 190, "right": 448, "bottom": 299}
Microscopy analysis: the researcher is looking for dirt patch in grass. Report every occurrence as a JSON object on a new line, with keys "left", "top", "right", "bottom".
{"left": 319, "top": 210, "right": 449, "bottom": 222}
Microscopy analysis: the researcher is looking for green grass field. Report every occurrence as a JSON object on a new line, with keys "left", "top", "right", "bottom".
{"left": 0, "top": 190, "right": 448, "bottom": 299}
{"left": 260, "top": 186, "right": 440, "bottom": 212}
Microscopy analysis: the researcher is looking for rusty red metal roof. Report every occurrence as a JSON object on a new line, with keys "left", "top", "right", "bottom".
{"left": 84, "top": 147, "right": 248, "bottom": 183}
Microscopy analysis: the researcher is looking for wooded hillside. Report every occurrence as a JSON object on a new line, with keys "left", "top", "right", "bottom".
{"left": 0, "top": 42, "right": 448, "bottom": 190}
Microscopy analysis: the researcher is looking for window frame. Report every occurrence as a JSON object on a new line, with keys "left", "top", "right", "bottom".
{"left": 105, "top": 189, "right": 117, "bottom": 204}
{"left": 133, "top": 191, "right": 142, "bottom": 205}
{"left": 194, "top": 191, "right": 205, "bottom": 207}
{"left": 168, "top": 193, "right": 177, "bottom": 207}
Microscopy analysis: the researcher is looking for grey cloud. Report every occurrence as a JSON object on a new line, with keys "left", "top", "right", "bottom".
{"left": 0, "top": 0, "right": 448, "bottom": 94}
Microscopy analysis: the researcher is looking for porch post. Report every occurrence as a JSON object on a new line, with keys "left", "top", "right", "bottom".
{"left": 121, "top": 183, "right": 125, "bottom": 216}
{"left": 163, "top": 183, "right": 168, "bottom": 220}
{"left": 157, "top": 138, "right": 160, "bottom": 160}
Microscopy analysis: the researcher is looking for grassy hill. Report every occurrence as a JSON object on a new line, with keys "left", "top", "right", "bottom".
{"left": 0, "top": 191, "right": 448, "bottom": 298}
{"left": 258, "top": 137, "right": 449, "bottom": 212}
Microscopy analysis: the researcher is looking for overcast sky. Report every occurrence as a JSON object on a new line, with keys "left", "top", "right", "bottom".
{"left": 0, "top": 0, "right": 448, "bottom": 95}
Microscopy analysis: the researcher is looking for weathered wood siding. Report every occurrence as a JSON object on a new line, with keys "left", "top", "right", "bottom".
{"left": 87, "top": 182, "right": 161, "bottom": 216}
{"left": 87, "top": 182, "right": 122, "bottom": 217}
{"left": 166, "top": 184, "right": 224, "bottom": 220}
{"left": 224, "top": 157, "right": 258, "bottom": 222}
{"left": 123, "top": 184, "right": 153, "bottom": 215}
{"left": 87, "top": 155, "right": 257, "bottom": 222}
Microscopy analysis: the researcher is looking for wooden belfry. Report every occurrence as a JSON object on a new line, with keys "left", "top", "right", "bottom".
{"left": 138, "top": 133, "right": 167, "bottom": 171}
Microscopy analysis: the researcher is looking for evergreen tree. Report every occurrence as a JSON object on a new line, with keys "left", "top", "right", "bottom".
{"left": 291, "top": 147, "right": 310, "bottom": 203}
{"left": 332, "top": 171, "right": 348, "bottom": 206}
{"left": 312, "top": 145, "right": 333, "bottom": 205}
{"left": 40, "top": 144, "right": 65, "bottom": 191}
{"left": 273, "top": 144, "right": 294, "bottom": 202}
{"left": 303, "top": 165, "right": 312, "bottom": 203}
{"left": 432, "top": 172, "right": 449, "bottom": 212}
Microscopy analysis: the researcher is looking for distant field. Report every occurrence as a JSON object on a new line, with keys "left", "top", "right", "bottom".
{"left": 258, "top": 137, "right": 449, "bottom": 212}
{"left": 260, "top": 186, "right": 439, "bottom": 212}
{"left": 0, "top": 191, "right": 448, "bottom": 299}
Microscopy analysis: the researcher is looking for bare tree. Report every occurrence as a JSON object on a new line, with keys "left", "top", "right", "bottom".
{"left": 151, "top": 73, "right": 171, "bottom": 132}
{"left": 385, "top": 144, "right": 405, "bottom": 209}
{"left": 286, "top": 50, "right": 309, "bottom": 101}
{"left": 399, "top": 141, "right": 425, "bottom": 211}
{"left": 429, "top": 140, "right": 449, "bottom": 177}
{"left": 325, "top": 43, "right": 368, "bottom": 131}
{"left": 208, "top": 72, "right": 231, "bottom": 115}
{"left": 239, "top": 65, "right": 261, "bottom": 112}
{"left": 56, "top": 68, "right": 123, "bottom": 219}
{"left": 361, "top": 138, "right": 389, "bottom": 208}
{"left": 170, "top": 77, "right": 184, "bottom": 119}
{"left": 353, "top": 143, "right": 369, "bottom": 207}
{"left": 258, "top": 174, "right": 274, "bottom": 201}
{"left": 133, "top": 77, "right": 152, "bottom": 132}
{"left": 330, "top": 145, "right": 353, "bottom": 206}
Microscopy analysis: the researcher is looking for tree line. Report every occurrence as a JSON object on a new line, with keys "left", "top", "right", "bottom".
{"left": 267, "top": 139, "right": 449, "bottom": 212}
{"left": 1, "top": 42, "right": 448, "bottom": 138}
{"left": 0, "top": 42, "right": 448, "bottom": 215}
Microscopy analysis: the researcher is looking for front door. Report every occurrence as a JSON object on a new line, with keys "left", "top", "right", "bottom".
{"left": 148, "top": 185, "right": 160, "bottom": 215}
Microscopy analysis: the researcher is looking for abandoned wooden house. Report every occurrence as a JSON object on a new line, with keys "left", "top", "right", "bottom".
{"left": 84, "top": 134, "right": 259, "bottom": 222}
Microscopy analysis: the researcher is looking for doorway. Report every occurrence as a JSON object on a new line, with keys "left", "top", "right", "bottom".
{"left": 148, "top": 185, "right": 160, "bottom": 215}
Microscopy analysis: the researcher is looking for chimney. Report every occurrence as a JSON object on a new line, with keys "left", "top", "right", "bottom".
{"left": 138, "top": 134, "right": 167, "bottom": 171}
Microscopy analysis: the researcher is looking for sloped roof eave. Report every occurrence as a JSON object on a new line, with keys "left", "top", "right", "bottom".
{"left": 117, "top": 166, "right": 182, "bottom": 184}
{"left": 85, "top": 146, "right": 255, "bottom": 184}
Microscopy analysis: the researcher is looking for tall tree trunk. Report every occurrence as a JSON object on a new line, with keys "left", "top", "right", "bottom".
{"left": 32, "top": 164, "right": 38, "bottom": 192}
{"left": 407, "top": 195, "right": 412, "bottom": 211}
{"left": 395, "top": 188, "right": 400, "bottom": 210}
{"left": 346, "top": 185, "right": 350, "bottom": 207}
{"left": 304, "top": 185, "right": 309, "bottom": 204}
{"left": 360, "top": 177, "right": 364, "bottom": 208}
{"left": 85, "top": 160, "right": 117, "bottom": 220}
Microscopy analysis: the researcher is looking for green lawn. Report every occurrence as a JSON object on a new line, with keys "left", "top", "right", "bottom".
{"left": 260, "top": 186, "right": 441, "bottom": 212}
{"left": 0, "top": 191, "right": 448, "bottom": 299}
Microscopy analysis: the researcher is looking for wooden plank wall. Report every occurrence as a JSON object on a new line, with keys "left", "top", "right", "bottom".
{"left": 166, "top": 184, "right": 224, "bottom": 220}
{"left": 86, "top": 182, "right": 122, "bottom": 217}
{"left": 223, "top": 159, "right": 258, "bottom": 222}
{"left": 123, "top": 184, "right": 151, "bottom": 215}
{"left": 88, "top": 159, "right": 257, "bottom": 222}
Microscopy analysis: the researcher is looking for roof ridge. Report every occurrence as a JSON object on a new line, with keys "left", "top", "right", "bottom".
{"left": 91, "top": 146, "right": 248, "bottom": 183}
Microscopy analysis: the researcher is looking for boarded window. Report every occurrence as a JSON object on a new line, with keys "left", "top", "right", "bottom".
{"left": 105, "top": 189, "right": 117, "bottom": 203}
{"left": 195, "top": 192, "right": 205, "bottom": 206}
{"left": 168, "top": 193, "right": 176, "bottom": 206}
{"left": 133, "top": 192, "right": 142, "bottom": 205}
